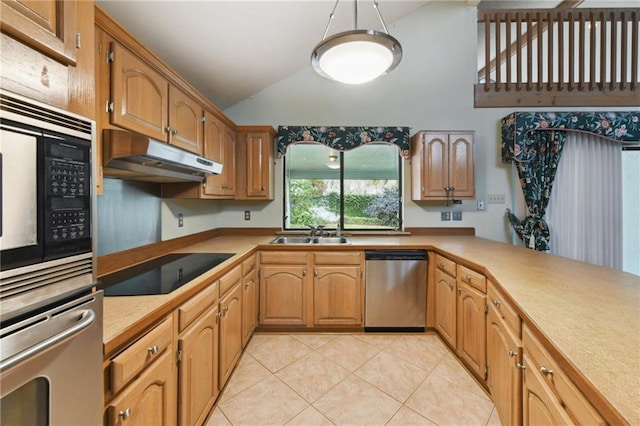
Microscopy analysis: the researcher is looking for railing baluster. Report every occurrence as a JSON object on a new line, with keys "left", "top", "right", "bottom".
{"left": 620, "top": 11, "right": 628, "bottom": 90}
{"left": 610, "top": 10, "right": 617, "bottom": 91}
{"left": 589, "top": 11, "right": 596, "bottom": 91}
{"left": 537, "top": 11, "right": 543, "bottom": 90}
{"left": 569, "top": 11, "right": 575, "bottom": 91}
{"left": 632, "top": 10, "right": 638, "bottom": 90}
{"left": 558, "top": 10, "right": 564, "bottom": 91}
{"left": 517, "top": 13, "right": 522, "bottom": 90}
{"left": 527, "top": 13, "right": 533, "bottom": 91}
{"left": 495, "top": 12, "right": 501, "bottom": 91}
{"left": 578, "top": 11, "right": 585, "bottom": 91}
{"left": 485, "top": 12, "right": 491, "bottom": 91}
{"left": 506, "top": 12, "right": 512, "bottom": 91}
{"left": 547, "top": 11, "right": 553, "bottom": 91}
{"left": 599, "top": 10, "right": 606, "bottom": 91}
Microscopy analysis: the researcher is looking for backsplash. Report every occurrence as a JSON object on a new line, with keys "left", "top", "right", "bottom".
{"left": 97, "top": 178, "right": 161, "bottom": 256}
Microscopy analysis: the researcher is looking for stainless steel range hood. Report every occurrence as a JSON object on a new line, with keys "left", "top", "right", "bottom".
{"left": 102, "top": 129, "right": 222, "bottom": 183}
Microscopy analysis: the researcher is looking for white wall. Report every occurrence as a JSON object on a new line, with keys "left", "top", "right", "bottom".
{"left": 220, "top": 2, "right": 516, "bottom": 242}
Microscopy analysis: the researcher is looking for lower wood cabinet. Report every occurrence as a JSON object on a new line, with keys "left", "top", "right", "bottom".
{"left": 259, "top": 251, "right": 309, "bottom": 326}
{"left": 241, "top": 255, "right": 258, "bottom": 347}
{"left": 312, "top": 251, "right": 362, "bottom": 326}
{"left": 219, "top": 275, "right": 243, "bottom": 387}
{"left": 434, "top": 256, "right": 457, "bottom": 348}
{"left": 456, "top": 280, "right": 486, "bottom": 379}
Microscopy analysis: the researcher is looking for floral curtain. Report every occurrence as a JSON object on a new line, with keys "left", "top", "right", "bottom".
{"left": 501, "top": 111, "right": 640, "bottom": 252}
{"left": 277, "top": 126, "right": 411, "bottom": 158}
{"left": 506, "top": 131, "right": 566, "bottom": 251}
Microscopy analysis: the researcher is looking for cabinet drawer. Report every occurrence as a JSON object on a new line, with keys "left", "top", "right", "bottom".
{"left": 260, "top": 251, "right": 308, "bottom": 265}
{"left": 177, "top": 281, "right": 219, "bottom": 333}
{"left": 457, "top": 264, "right": 486, "bottom": 293}
{"left": 434, "top": 254, "right": 456, "bottom": 277}
{"left": 487, "top": 281, "right": 521, "bottom": 335}
{"left": 219, "top": 264, "right": 242, "bottom": 297}
{"left": 523, "top": 324, "right": 605, "bottom": 425}
{"left": 110, "top": 316, "right": 173, "bottom": 394}
{"left": 242, "top": 254, "right": 257, "bottom": 276}
{"left": 313, "top": 251, "right": 362, "bottom": 265}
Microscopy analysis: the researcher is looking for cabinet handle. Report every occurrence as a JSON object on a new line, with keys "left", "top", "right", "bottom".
{"left": 172, "top": 129, "right": 179, "bottom": 136}
{"left": 216, "top": 311, "right": 222, "bottom": 323}
{"left": 245, "top": 282, "right": 250, "bottom": 289}
{"left": 540, "top": 366, "right": 554, "bottom": 377}
{"left": 223, "top": 306, "right": 229, "bottom": 314}
{"left": 492, "top": 299, "right": 501, "bottom": 307}
{"left": 165, "top": 126, "right": 173, "bottom": 134}
{"left": 302, "top": 269, "right": 307, "bottom": 277}
{"left": 119, "top": 408, "right": 132, "bottom": 420}
{"left": 516, "top": 362, "right": 526, "bottom": 370}
{"left": 508, "top": 349, "right": 517, "bottom": 357}
{"left": 261, "top": 186, "right": 265, "bottom": 191}
{"left": 457, "top": 287, "right": 462, "bottom": 295}
{"left": 465, "top": 275, "right": 472, "bottom": 282}
{"left": 314, "top": 270, "right": 318, "bottom": 277}
{"left": 147, "top": 345, "right": 159, "bottom": 356}
{"left": 448, "top": 283, "right": 454, "bottom": 290}
{"left": 439, "top": 262, "right": 445, "bottom": 269}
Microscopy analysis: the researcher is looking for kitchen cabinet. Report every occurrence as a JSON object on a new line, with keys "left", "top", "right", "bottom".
{"left": 522, "top": 324, "right": 605, "bottom": 425}
{"left": 259, "top": 251, "right": 309, "bottom": 326}
{"left": 109, "top": 42, "right": 203, "bottom": 155}
{"left": 235, "top": 126, "right": 276, "bottom": 200}
{"left": 487, "top": 281, "right": 522, "bottom": 426}
{"left": 177, "top": 283, "right": 219, "bottom": 426}
{"left": 411, "top": 131, "right": 475, "bottom": 200}
{"left": 105, "top": 317, "right": 177, "bottom": 426}
{"left": 312, "top": 252, "right": 362, "bottom": 326}
{"left": 434, "top": 254, "right": 457, "bottom": 348}
{"left": 219, "top": 266, "right": 243, "bottom": 387}
{"left": 241, "top": 254, "right": 258, "bottom": 347}
{"left": 1, "top": 0, "right": 77, "bottom": 66}
{"left": 456, "top": 265, "right": 487, "bottom": 380}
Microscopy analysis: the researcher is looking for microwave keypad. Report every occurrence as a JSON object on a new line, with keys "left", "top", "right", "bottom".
{"left": 48, "top": 211, "right": 88, "bottom": 242}
{"left": 49, "top": 160, "right": 87, "bottom": 196}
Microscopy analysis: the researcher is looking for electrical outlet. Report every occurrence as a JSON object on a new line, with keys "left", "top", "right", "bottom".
{"left": 178, "top": 214, "right": 183, "bottom": 227}
{"left": 244, "top": 210, "right": 251, "bottom": 221}
{"left": 477, "top": 200, "right": 485, "bottom": 210}
{"left": 487, "top": 194, "right": 505, "bottom": 204}
{"left": 441, "top": 211, "right": 451, "bottom": 221}
{"left": 452, "top": 211, "right": 462, "bottom": 221}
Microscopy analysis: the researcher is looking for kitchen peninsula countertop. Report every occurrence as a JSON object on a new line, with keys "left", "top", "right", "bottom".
{"left": 101, "top": 234, "right": 640, "bottom": 425}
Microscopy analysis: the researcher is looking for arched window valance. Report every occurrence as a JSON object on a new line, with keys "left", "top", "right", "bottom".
{"left": 277, "top": 126, "right": 411, "bottom": 158}
{"left": 500, "top": 111, "right": 640, "bottom": 252}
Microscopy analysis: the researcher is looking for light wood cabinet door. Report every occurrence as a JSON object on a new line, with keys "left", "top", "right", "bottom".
{"left": 219, "top": 282, "right": 243, "bottom": 387}
{"left": 456, "top": 281, "right": 486, "bottom": 379}
{"left": 222, "top": 126, "right": 236, "bottom": 195}
{"left": 487, "top": 302, "right": 522, "bottom": 426}
{"left": 411, "top": 131, "right": 475, "bottom": 200}
{"left": 202, "top": 110, "right": 225, "bottom": 196}
{"left": 313, "top": 265, "right": 361, "bottom": 326}
{"left": 106, "top": 347, "right": 177, "bottom": 426}
{"left": 522, "top": 353, "right": 575, "bottom": 426}
{"left": 1, "top": 0, "right": 77, "bottom": 66}
{"left": 242, "top": 267, "right": 258, "bottom": 347}
{"left": 110, "top": 42, "right": 168, "bottom": 142}
{"left": 236, "top": 126, "right": 275, "bottom": 200}
{"left": 435, "top": 268, "right": 457, "bottom": 348}
{"left": 259, "top": 265, "right": 307, "bottom": 326}
{"left": 178, "top": 307, "right": 219, "bottom": 426}
{"left": 168, "top": 85, "right": 203, "bottom": 155}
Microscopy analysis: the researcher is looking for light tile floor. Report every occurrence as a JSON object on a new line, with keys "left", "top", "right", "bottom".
{"left": 206, "top": 332, "right": 502, "bottom": 426}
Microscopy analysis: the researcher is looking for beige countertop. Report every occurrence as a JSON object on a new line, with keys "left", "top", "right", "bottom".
{"left": 101, "top": 234, "right": 640, "bottom": 425}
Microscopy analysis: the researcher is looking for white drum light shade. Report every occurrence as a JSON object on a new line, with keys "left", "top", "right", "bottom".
{"left": 311, "top": 30, "right": 402, "bottom": 84}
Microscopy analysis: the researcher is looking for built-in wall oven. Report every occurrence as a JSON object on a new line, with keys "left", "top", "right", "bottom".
{"left": 0, "top": 90, "right": 103, "bottom": 425}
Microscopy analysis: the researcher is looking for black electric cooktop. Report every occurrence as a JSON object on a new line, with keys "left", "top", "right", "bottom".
{"left": 98, "top": 253, "right": 235, "bottom": 296}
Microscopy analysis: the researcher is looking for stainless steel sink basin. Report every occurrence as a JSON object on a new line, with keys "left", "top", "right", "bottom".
{"left": 270, "top": 236, "right": 351, "bottom": 245}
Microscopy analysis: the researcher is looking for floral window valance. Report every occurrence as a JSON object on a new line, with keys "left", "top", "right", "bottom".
{"left": 501, "top": 111, "right": 640, "bottom": 163}
{"left": 277, "top": 126, "right": 411, "bottom": 158}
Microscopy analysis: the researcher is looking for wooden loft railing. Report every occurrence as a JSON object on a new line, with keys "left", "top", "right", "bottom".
{"left": 475, "top": 8, "right": 639, "bottom": 107}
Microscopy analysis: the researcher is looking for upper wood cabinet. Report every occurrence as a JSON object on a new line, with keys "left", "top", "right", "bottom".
{"left": 411, "top": 131, "right": 475, "bottom": 200}
{"left": 109, "top": 42, "right": 203, "bottom": 155}
{"left": 1, "top": 0, "right": 77, "bottom": 66}
{"left": 236, "top": 126, "right": 276, "bottom": 200}
{"left": 201, "top": 110, "right": 235, "bottom": 198}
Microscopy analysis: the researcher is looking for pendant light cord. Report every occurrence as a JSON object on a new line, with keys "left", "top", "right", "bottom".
{"left": 373, "top": 1, "right": 390, "bottom": 34}
{"left": 321, "top": 0, "right": 391, "bottom": 40}
{"left": 321, "top": 0, "right": 341, "bottom": 40}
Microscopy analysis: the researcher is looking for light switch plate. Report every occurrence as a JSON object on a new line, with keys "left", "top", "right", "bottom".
{"left": 487, "top": 194, "right": 505, "bottom": 204}
{"left": 452, "top": 211, "right": 462, "bottom": 221}
{"left": 441, "top": 211, "right": 451, "bottom": 221}
{"left": 244, "top": 210, "right": 251, "bottom": 220}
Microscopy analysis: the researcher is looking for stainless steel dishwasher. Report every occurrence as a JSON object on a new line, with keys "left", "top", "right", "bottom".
{"left": 365, "top": 250, "right": 428, "bottom": 331}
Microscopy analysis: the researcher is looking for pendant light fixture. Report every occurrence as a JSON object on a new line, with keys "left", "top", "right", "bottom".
{"left": 311, "top": 0, "right": 402, "bottom": 84}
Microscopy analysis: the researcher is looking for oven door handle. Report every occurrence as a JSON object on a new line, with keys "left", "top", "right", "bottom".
{"left": 0, "top": 309, "right": 96, "bottom": 372}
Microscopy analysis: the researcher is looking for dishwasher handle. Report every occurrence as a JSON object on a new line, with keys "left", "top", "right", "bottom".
{"left": 364, "top": 250, "right": 428, "bottom": 261}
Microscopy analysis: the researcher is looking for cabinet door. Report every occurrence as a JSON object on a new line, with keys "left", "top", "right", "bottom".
{"left": 110, "top": 42, "right": 168, "bottom": 141}
{"left": 313, "top": 266, "right": 361, "bottom": 326}
{"left": 106, "top": 348, "right": 177, "bottom": 426}
{"left": 202, "top": 110, "right": 225, "bottom": 196}
{"left": 435, "top": 269, "right": 457, "bottom": 348}
{"left": 522, "top": 354, "right": 575, "bottom": 426}
{"left": 487, "top": 302, "right": 522, "bottom": 426}
{"left": 1, "top": 0, "right": 77, "bottom": 65}
{"left": 168, "top": 85, "right": 203, "bottom": 155}
{"left": 456, "top": 281, "right": 486, "bottom": 379}
{"left": 219, "top": 282, "right": 243, "bottom": 387}
{"left": 260, "top": 265, "right": 307, "bottom": 325}
{"left": 242, "top": 268, "right": 258, "bottom": 347}
{"left": 449, "top": 133, "right": 474, "bottom": 198}
{"left": 178, "top": 307, "right": 219, "bottom": 426}
{"left": 421, "top": 133, "right": 449, "bottom": 198}
{"left": 245, "top": 132, "right": 270, "bottom": 198}
{"left": 222, "top": 126, "right": 236, "bottom": 195}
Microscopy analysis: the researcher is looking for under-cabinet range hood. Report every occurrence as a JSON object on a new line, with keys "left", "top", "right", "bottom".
{"left": 102, "top": 129, "right": 222, "bottom": 183}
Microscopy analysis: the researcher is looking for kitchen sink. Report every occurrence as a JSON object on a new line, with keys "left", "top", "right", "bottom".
{"left": 271, "top": 236, "right": 351, "bottom": 245}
